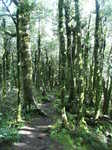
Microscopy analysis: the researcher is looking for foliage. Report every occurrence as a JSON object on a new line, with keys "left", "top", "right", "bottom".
{"left": 50, "top": 121, "right": 74, "bottom": 150}
{"left": 50, "top": 119, "right": 112, "bottom": 150}
{"left": 74, "top": 127, "right": 109, "bottom": 150}
{"left": 0, "top": 127, "right": 19, "bottom": 142}
{"left": 0, "top": 113, "right": 23, "bottom": 143}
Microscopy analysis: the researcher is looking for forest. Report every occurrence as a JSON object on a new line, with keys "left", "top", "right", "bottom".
{"left": 0, "top": 0, "right": 112, "bottom": 150}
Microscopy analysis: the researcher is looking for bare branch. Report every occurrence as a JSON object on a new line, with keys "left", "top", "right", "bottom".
{"left": 0, "top": 13, "right": 16, "bottom": 17}
{"left": 5, "top": 31, "right": 16, "bottom": 37}
{"left": 0, "top": 28, "right": 16, "bottom": 38}
{"left": 12, "top": 0, "right": 18, "bottom": 6}
{"left": 2, "top": 0, "right": 17, "bottom": 25}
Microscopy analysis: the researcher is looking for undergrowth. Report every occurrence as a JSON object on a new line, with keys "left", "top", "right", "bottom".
{"left": 51, "top": 94, "right": 112, "bottom": 150}
{"left": 50, "top": 120, "right": 74, "bottom": 150}
{"left": 0, "top": 112, "right": 24, "bottom": 144}
{"left": 50, "top": 119, "right": 112, "bottom": 150}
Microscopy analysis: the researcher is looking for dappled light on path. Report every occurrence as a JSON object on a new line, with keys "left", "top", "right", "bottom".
{"left": 10, "top": 102, "right": 63, "bottom": 150}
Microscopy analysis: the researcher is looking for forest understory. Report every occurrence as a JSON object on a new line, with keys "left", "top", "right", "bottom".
{"left": 0, "top": 0, "right": 112, "bottom": 150}
{"left": 0, "top": 90, "right": 112, "bottom": 150}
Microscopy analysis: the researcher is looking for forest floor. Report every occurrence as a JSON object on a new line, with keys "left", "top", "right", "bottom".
{"left": 0, "top": 95, "right": 64, "bottom": 150}
{"left": 1, "top": 92, "right": 112, "bottom": 150}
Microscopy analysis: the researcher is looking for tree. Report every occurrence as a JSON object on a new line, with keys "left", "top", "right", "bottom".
{"left": 18, "top": 0, "right": 34, "bottom": 112}
{"left": 58, "top": 0, "right": 68, "bottom": 127}
{"left": 74, "top": 0, "right": 85, "bottom": 128}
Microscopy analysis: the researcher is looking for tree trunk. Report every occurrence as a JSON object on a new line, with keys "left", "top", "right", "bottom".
{"left": 58, "top": 0, "right": 68, "bottom": 127}
{"left": 64, "top": 0, "right": 71, "bottom": 90}
{"left": 19, "top": 0, "right": 33, "bottom": 112}
{"left": 2, "top": 19, "right": 7, "bottom": 100}
{"left": 16, "top": 7, "right": 22, "bottom": 121}
{"left": 36, "top": 22, "right": 41, "bottom": 90}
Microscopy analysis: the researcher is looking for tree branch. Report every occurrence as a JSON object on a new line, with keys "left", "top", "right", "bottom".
{"left": 0, "top": 13, "right": 16, "bottom": 17}
{"left": 0, "top": 27, "right": 16, "bottom": 37}
{"left": 2, "top": 0, "right": 17, "bottom": 25}
{"left": 12, "top": 0, "right": 18, "bottom": 6}
{"left": 5, "top": 31, "right": 16, "bottom": 37}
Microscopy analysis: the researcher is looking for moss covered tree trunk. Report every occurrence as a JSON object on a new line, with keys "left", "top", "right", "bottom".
{"left": 2, "top": 51, "right": 6, "bottom": 99}
{"left": 64, "top": 0, "right": 71, "bottom": 89}
{"left": 36, "top": 24, "right": 41, "bottom": 90}
{"left": 16, "top": 7, "right": 22, "bottom": 121}
{"left": 102, "top": 79, "right": 112, "bottom": 115}
{"left": 74, "top": 0, "right": 85, "bottom": 127}
{"left": 64, "top": 0, "right": 75, "bottom": 112}
{"left": 19, "top": 0, "right": 33, "bottom": 112}
{"left": 58, "top": 0, "right": 68, "bottom": 127}
{"left": 102, "top": 47, "right": 112, "bottom": 115}
{"left": 93, "top": 0, "right": 102, "bottom": 119}
{"left": 2, "top": 19, "right": 7, "bottom": 100}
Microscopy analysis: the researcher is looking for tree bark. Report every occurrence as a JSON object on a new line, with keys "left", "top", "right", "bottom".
{"left": 58, "top": 0, "right": 68, "bottom": 127}
{"left": 19, "top": 0, "right": 33, "bottom": 112}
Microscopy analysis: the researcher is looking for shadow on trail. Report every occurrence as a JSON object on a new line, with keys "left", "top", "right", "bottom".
{"left": 0, "top": 100, "right": 63, "bottom": 150}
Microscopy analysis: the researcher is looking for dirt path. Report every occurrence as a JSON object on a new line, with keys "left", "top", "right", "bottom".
{"left": 1, "top": 97, "right": 63, "bottom": 150}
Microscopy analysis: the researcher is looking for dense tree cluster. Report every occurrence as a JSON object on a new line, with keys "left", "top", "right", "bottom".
{"left": 0, "top": 0, "right": 112, "bottom": 149}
